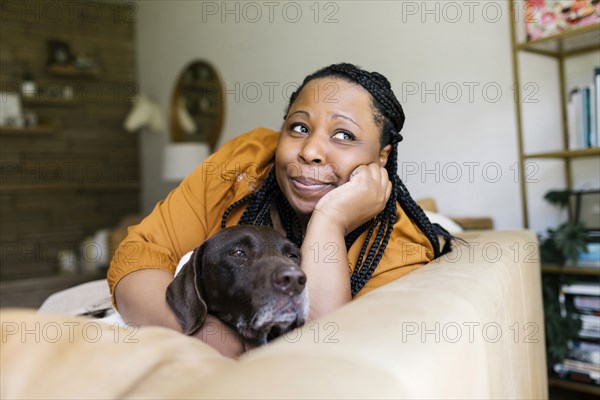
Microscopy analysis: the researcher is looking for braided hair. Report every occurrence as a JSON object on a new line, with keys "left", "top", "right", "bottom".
{"left": 222, "top": 63, "right": 454, "bottom": 296}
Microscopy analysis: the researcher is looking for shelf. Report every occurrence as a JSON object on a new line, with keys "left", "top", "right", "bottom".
{"left": 524, "top": 147, "right": 600, "bottom": 159}
{"left": 1, "top": 182, "right": 140, "bottom": 191}
{"left": 517, "top": 23, "right": 600, "bottom": 57}
{"left": 22, "top": 96, "right": 77, "bottom": 107}
{"left": 548, "top": 377, "right": 600, "bottom": 395}
{"left": 542, "top": 265, "right": 600, "bottom": 276}
{"left": 46, "top": 64, "right": 101, "bottom": 78}
{"left": 0, "top": 125, "right": 55, "bottom": 135}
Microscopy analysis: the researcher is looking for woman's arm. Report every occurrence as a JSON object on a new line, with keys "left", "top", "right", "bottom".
{"left": 303, "top": 163, "right": 392, "bottom": 320}
{"left": 301, "top": 211, "right": 351, "bottom": 320}
{"left": 108, "top": 129, "right": 280, "bottom": 357}
{"left": 115, "top": 269, "right": 247, "bottom": 358}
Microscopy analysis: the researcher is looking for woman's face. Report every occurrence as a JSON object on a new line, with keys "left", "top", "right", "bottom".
{"left": 275, "top": 77, "right": 392, "bottom": 218}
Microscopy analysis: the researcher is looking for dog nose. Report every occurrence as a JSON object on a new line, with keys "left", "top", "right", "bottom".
{"left": 272, "top": 266, "right": 306, "bottom": 295}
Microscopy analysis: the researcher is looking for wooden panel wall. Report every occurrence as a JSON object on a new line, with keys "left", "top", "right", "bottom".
{"left": 0, "top": 0, "right": 140, "bottom": 281}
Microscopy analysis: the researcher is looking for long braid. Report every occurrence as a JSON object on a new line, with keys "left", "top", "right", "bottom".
{"left": 222, "top": 63, "right": 455, "bottom": 295}
{"left": 389, "top": 147, "right": 443, "bottom": 258}
{"left": 221, "top": 195, "right": 253, "bottom": 229}
{"left": 344, "top": 221, "right": 371, "bottom": 250}
{"left": 238, "top": 169, "right": 277, "bottom": 226}
{"left": 350, "top": 149, "right": 398, "bottom": 295}
{"left": 276, "top": 191, "right": 304, "bottom": 247}
{"left": 351, "top": 215, "right": 379, "bottom": 281}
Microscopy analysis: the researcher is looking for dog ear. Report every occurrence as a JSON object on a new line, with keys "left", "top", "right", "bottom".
{"left": 165, "top": 245, "right": 208, "bottom": 335}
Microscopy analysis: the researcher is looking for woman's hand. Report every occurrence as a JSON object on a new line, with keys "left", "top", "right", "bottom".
{"left": 300, "top": 163, "right": 389, "bottom": 319}
{"left": 314, "top": 163, "right": 392, "bottom": 235}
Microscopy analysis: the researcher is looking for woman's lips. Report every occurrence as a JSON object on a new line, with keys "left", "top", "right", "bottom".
{"left": 289, "top": 176, "right": 335, "bottom": 195}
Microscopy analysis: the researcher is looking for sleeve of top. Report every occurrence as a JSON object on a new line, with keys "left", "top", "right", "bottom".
{"left": 107, "top": 127, "right": 278, "bottom": 308}
{"left": 352, "top": 204, "right": 435, "bottom": 299}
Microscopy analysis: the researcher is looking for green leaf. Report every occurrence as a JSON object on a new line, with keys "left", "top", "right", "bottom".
{"left": 544, "top": 190, "right": 571, "bottom": 209}
{"left": 552, "top": 222, "right": 590, "bottom": 264}
{"left": 542, "top": 275, "right": 582, "bottom": 364}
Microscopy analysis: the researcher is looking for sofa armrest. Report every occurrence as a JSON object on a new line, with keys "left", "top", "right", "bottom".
{"left": 203, "top": 230, "right": 547, "bottom": 399}
{"left": 0, "top": 230, "right": 547, "bottom": 399}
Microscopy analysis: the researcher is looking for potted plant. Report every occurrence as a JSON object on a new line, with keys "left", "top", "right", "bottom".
{"left": 539, "top": 190, "right": 590, "bottom": 266}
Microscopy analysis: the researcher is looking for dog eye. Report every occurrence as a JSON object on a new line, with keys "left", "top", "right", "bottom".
{"left": 230, "top": 249, "right": 246, "bottom": 258}
{"left": 287, "top": 252, "right": 300, "bottom": 260}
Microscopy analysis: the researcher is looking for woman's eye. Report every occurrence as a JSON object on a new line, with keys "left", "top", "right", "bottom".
{"left": 290, "top": 123, "right": 308, "bottom": 134}
{"left": 332, "top": 131, "right": 355, "bottom": 141}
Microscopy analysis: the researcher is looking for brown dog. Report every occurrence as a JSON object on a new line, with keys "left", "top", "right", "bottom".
{"left": 166, "top": 225, "right": 308, "bottom": 345}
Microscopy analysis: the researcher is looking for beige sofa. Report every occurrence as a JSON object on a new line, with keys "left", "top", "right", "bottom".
{"left": 0, "top": 229, "right": 548, "bottom": 399}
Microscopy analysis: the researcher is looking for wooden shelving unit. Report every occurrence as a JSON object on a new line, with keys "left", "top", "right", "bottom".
{"left": 542, "top": 265, "right": 600, "bottom": 276}
{"left": 22, "top": 97, "right": 77, "bottom": 107}
{"left": 516, "top": 23, "right": 600, "bottom": 57}
{"left": 0, "top": 125, "right": 56, "bottom": 135}
{"left": 0, "top": 0, "right": 139, "bottom": 308}
{"left": 509, "top": 7, "right": 600, "bottom": 397}
{"left": 46, "top": 64, "right": 101, "bottom": 79}
{"left": 548, "top": 377, "right": 600, "bottom": 396}
{"left": 509, "top": 16, "right": 600, "bottom": 228}
{"left": 525, "top": 147, "right": 600, "bottom": 159}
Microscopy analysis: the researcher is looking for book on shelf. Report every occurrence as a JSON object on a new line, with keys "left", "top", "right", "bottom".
{"left": 562, "top": 282, "right": 600, "bottom": 296}
{"left": 584, "top": 86, "right": 593, "bottom": 147}
{"left": 567, "top": 67, "right": 600, "bottom": 150}
{"left": 577, "top": 241, "right": 600, "bottom": 268}
{"left": 593, "top": 67, "right": 600, "bottom": 147}
{"left": 554, "top": 277, "right": 600, "bottom": 386}
{"left": 568, "top": 339, "right": 600, "bottom": 365}
{"left": 568, "top": 89, "right": 584, "bottom": 149}
{"left": 564, "top": 359, "right": 600, "bottom": 374}
{"left": 595, "top": 67, "right": 600, "bottom": 146}
{"left": 553, "top": 362, "right": 600, "bottom": 384}
{"left": 572, "top": 289, "right": 600, "bottom": 338}
{"left": 554, "top": 340, "right": 600, "bottom": 385}
{"left": 577, "top": 314, "right": 600, "bottom": 338}
{"left": 574, "top": 295, "right": 600, "bottom": 314}
{"left": 561, "top": 282, "right": 600, "bottom": 338}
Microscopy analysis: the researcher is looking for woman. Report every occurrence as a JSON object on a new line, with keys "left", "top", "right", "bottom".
{"left": 109, "top": 63, "right": 453, "bottom": 357}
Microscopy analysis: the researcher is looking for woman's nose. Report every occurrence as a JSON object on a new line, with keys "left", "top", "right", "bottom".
{"left": 298, "top": 134, "right": 325, "bottom": 164}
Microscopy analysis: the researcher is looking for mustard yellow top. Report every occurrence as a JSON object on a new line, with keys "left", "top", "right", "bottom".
{"left": 108, "top": 128, "right": 434, "bottom": 307}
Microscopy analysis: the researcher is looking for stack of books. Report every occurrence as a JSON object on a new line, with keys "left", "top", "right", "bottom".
{"left": 554, "top": 282, "right": 600, "bottom": 385}
{"left": 568, "top": 67, "right": 600, "bottom": 150}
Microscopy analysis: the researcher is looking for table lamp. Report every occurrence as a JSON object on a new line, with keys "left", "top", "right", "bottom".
{"left": 162, "top": 142, "right": 210, "bottom": 182}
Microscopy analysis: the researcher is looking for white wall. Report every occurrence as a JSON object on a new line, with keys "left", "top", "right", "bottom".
{"left": 134, "top": 0, "right": 598, "bottom": 234}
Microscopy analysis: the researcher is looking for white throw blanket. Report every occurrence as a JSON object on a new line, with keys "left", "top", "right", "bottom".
{"left": 38, "top": 251, "right": 194, "bottom": 327}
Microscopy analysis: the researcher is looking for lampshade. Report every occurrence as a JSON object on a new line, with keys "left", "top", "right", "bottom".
{"left": 162, "top": 142, "right": 210, "bottom": 181}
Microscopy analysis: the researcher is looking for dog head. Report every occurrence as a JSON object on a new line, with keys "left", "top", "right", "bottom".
{"left": 166, "top": 225, "right": 308, "bottom": 344}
